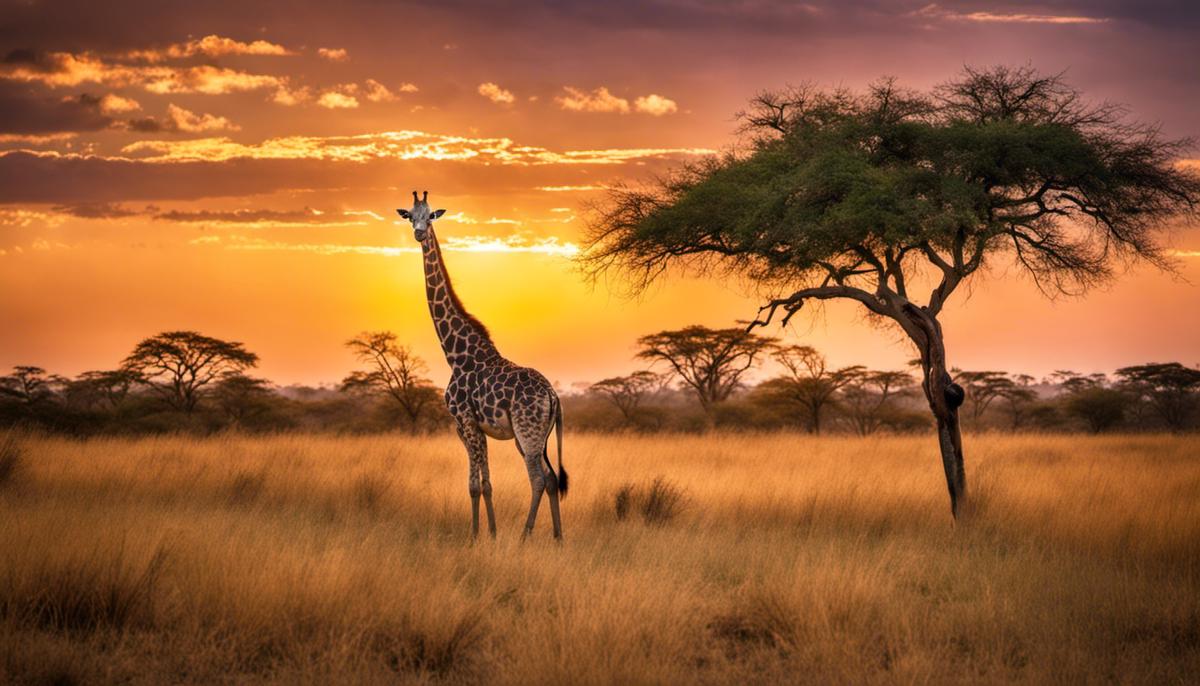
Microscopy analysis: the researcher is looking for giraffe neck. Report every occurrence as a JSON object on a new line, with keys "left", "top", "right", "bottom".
{"left": 421, "top": 228, "right": 498, "bottom": 368}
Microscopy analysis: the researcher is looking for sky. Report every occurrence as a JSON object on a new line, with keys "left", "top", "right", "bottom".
{"left": 1, "top": 0, "right": 1198, "bottom": 388}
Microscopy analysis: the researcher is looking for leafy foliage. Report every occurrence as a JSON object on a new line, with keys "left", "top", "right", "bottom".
{"left": 636, "top": 326, "right": 776, "bottom": 416}
{"left": 122, "top": 331, "right": 259, "bottom": 413}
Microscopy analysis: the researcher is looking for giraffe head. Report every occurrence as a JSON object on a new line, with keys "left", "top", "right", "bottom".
{"left": 396, "top": 190, "right": 446, "bottom": 242}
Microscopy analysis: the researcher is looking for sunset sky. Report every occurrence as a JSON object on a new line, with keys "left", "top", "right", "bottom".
{"left": 2, "top": 0, "right": 1198, "bottom": 388}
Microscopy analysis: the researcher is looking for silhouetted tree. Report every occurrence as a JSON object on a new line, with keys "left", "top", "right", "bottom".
{"left": 0, "top": 366, "right": 65, "bottom": 406}
{"left": 1066, "top": 387, "right": 1127, "bottom": 433}
{"left": 589, "top": 371, "right": 662, "bottom": 427}
{"left": 996, "top": 374, "right": 1038, "bottom": 430}
{"left": 65, "top": 369, "right": 140, "bottom": 411}
{"left": 636, "top": 326, "right": 776, "bottom": 424}
{"left": 584, "top": 66, "right": 1200, "bottom": 518}
{"left": 341, "top": 331, "right": 438, "bottom": 432}
{"left": 212, "top": 373, "right": 276, "bottom": 426}
{"left": 759, "top": 345, "right": 861, "bottom": 434}
{"left": 122, "top": 331, "right": 259, "bottom": 413}
{"left": 954, "top": 370, "right": 1015, "bottom": 426}
{"left": 840, "top": 369, "right": 916, "bottom": 435}
{"left": 1115, "top": 363, "right": 1200, "bottom": 431}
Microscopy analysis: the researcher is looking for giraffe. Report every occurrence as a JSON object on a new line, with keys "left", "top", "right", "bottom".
{"left": 397, "top": 191, "right": 568, "bottom": 541}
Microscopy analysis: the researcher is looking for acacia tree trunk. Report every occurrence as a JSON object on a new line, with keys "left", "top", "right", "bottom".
{"left": 893, "top": 303, "right": 967, "bottom": 520}
{"left": 917, "top": 324, "right": 967, "bottom": 520}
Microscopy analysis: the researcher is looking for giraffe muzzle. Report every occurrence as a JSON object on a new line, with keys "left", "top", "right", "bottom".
{"left": 414, "top": 227, "right": 428, "bottom": 241}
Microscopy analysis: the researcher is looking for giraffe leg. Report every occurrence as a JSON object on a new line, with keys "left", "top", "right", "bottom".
{"left": 521, "top": 455, "right": 546, "bottom": 540}
{"left": 544, "top": 466, "right": 563, "bottom": 541}
{"left": 454, "top": 418, "right": 489, "bottom": 541}
{"left": 480, "top": 457, "right": 497, "bottom": 539}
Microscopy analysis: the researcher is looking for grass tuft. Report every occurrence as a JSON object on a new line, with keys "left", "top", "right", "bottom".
{"left": 0, "top": 430, "right": 24, "bottom": 489}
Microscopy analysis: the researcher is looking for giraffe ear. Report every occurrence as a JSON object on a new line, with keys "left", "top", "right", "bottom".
{"left": 431, "top": 209, "right": 446, "bottom": 219}
{"left": 397, "top": 209, "right": 411, "bottom": 219}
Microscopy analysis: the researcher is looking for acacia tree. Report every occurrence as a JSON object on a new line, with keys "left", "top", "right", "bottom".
{"left": 342, "top": 331, "right": 439, "bottom": 432}
{"left": 1115, "top": 363, "right": 1200, "bottom": 431}
{"left": 212, "top": 373, "right": 276, "bottom": 426}
{"left": 839, "top": 369, "right": 916, "bottom": 435}
{"left": 584, "top": 66, "right": 1200, "bottom": 518}
{"left": 996, "top": 374, "right": 1038, "bottom": 431}
{"left": 759, "top": 345, "right": 861, "bottom": 434}
{"left": 0, "top": 366, "right": 65, "bottom": 406}
{"left": 66, "top": 369, "right": 141, "bottom": 411}
{"left": 123, "top": 331, "right": 259, "bottom": 413}
{"left": 589, "top": 370, "right": 662, "bottom": 427}
{"left": 955, "top": 370, "right": 1017, "bottom": 426}
{"left": 635, "top": 326, "right": 775, "bottom": 422}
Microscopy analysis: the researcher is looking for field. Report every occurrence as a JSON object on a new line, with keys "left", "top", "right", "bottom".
{"left": 1, "top": 431, "right": 1198, "bottom": 685}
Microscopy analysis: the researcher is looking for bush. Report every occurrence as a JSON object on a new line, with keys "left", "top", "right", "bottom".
{"left": 611, "top": 477, "right": 688, "bottom": 525}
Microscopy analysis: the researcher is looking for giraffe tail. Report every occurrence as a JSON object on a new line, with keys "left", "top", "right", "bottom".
{"left": 547, "top": 395, "right": 568, "bottom": 498}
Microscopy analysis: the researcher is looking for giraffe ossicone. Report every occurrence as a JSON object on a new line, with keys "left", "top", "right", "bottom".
{"left": 396, "top": 191, "right": 568, "bottom": 541}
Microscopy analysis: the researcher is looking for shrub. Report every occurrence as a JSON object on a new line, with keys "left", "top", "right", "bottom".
{"left": 611, "top": 477, "right": 688, "bottom": 525}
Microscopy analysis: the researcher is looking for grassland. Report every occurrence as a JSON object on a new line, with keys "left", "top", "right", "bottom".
{"left": 0, "top": 431, "right": 1197, "bottom": 684}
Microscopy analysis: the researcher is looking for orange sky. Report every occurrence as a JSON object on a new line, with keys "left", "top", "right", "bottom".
{"left": 1, "top": 1, "right": 1198, "bottom": 387}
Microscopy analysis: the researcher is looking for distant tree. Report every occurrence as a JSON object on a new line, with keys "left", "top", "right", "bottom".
{"left": 635, "top": 326, "right": 776, "bottom": 423}
{"left": 589, "top": 371, "right": 663, "bottom": 427}
{"left": 342, "top": 331, "right": 438, "bottom": 432}
{"left": 212, "top": 373, "right": 276, "bottom": 426}
{"left": 759, "top": 345, "right": 861, "bottom": 434}
{"left": 1047, "top": 370, "right": 1108, "bottom": 394}
{"left": 1066, "top": 387, "right": 1127, "bottom": 433}
{"left": 0, "top": 366, "right": 65, "bottom": 406}
{"left": 65, "top": 369, "right": 140, "bottom": 410}
{"left": 996, "top": 375, "right": 1039, "bottom": 431}
{"left": 839, "top": 369, "right": 916, "bottom": 435}
{"left": 1115, "top": 363, "right": 1200, "bottom": 431}
{"left": 584, "top": 66, "right": 1200, "bottom": 518}
{"left": 122, "top": 331, "right": 259, "bottom": 413}
{"left": 954, "top": 370, "right": 1014, "bottom": 426}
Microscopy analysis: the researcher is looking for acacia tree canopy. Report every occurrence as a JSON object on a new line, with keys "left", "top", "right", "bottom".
{"left": 584, "top": 66, "right": 1200, "bottom": 518}
{"left": 342, "top": 331, "right": 438, "bottom": 432}
{"left": 122, "top": 331, "right": 259, "bottom": 413}
{"left": 636, "top": 325, "right": 776, "bottom": 416}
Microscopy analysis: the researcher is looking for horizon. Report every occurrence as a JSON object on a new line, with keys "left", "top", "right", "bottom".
{"left": 3, "top": 0, "right": 1199, "bottom": 388}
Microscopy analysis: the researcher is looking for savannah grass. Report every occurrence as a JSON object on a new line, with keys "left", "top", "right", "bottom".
{"left": 1, "top": 432, "right": 1197, "bottom": 684}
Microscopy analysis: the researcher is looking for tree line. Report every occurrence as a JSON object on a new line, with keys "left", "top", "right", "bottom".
{"left": 3, "top": 326, "right": 1197, "bottom": 436}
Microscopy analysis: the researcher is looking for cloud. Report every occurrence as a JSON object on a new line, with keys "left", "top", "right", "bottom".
{"left": 317, "top": 90, "right": 359, "bottom": 109}
{"left": 362, "top": 79, "right": 397, "bottom": 102}
{"left": 163, "top": 104, "right": 238, "bottom": 132}
{"left": 112, "top": 130, "right": 714, "bottom": 166}
{"left": 0, "top": 85, "right": 113, "bottom": 134}
{"left": 634, "top": 93, "right": 677, "bottom": 116}
{"left": 157, "top": 207, "right": 369, "bottom": 228}
{"left": 141, "top": 65, "right": 284, "bottom": 95}
{"left": 128, "top": 35, "right": 294, "bottom": 62}
{"left": 1, "top": 48, "right": 287, "bottom": 95}
{"left": 0, "top": 133, "right": 713, "bottom": 203}
{"left": 51, "top": 202, "right": 138, "bottom": 219}
{"left": 317, "top": 47, "right": 349, "bottom": 61}
{"left": 397, "top": 83, "right": 419, "bottom": 93}
{"left": 555, "top": 86, "right": 629, "bottom": 113}
{"left": 0, "top": 207, "right": 65, "bottom": 227}
{"left": 124, "top": 104, "right": 239, "bottom": 133}
{"left": 194, "top": 233, "right": 581, "bottom": 257}
{"left": 478, "top": 82, "right": 515, "bottom": 105}
{"left": 98, "top": 93, "right": 140, "bottom": 114}
{"left": 536, "top": 184, "right": 607, "bottom": 192}
{"left": 912, "top": 4, "right": 1109, "bottom": 25}
{"left": 272, "top": 85, "right": 311, "bottom": 106}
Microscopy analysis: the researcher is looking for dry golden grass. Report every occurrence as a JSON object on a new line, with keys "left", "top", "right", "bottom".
{"left": 1, "top": 431, "right": 1198, "bottom": 684}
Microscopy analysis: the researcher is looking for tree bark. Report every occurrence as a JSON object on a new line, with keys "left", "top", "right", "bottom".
{"left": 914, "top": 321, "right": 967, "bottom": 520}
